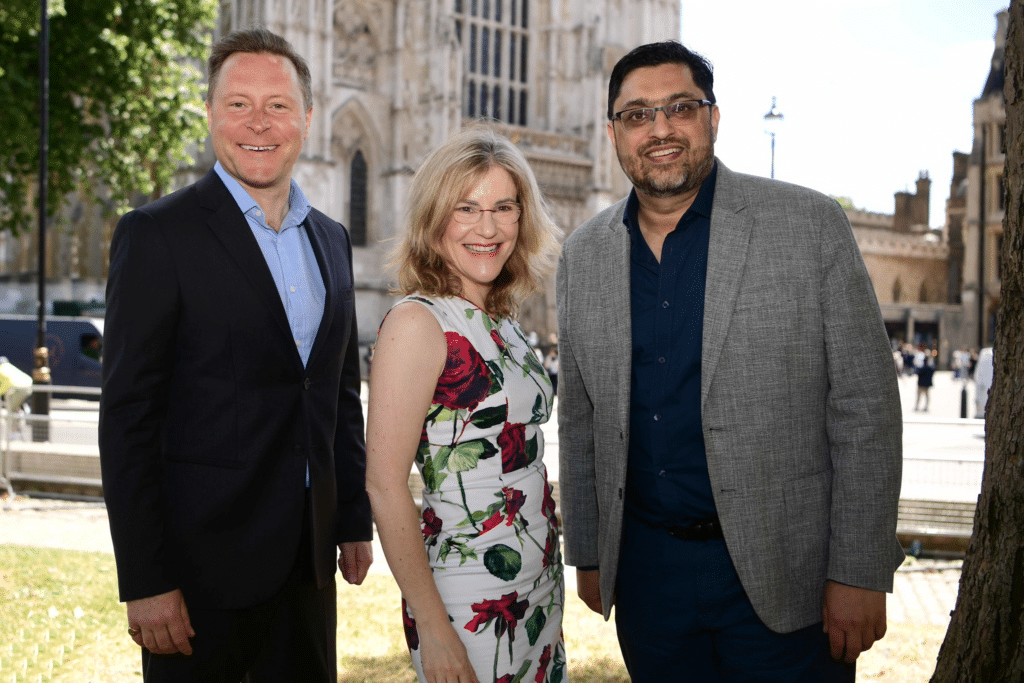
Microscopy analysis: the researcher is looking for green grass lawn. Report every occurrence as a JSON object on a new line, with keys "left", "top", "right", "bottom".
{"left": 1, "top": 544, "right": 940, "bottom": 682}
{"left": 0, "top": 545, "right": 628, "bottom": 682}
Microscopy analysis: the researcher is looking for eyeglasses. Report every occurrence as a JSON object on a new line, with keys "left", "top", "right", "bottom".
{"left": 451, "top": 202, "right": 522, "bottom": 225}
{"left": 611, "top": 99, "right": 714, "bottom": 131}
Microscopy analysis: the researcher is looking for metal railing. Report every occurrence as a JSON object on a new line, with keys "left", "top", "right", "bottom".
{"left": 1, "top": 385, "right": 101, "bottom": 496}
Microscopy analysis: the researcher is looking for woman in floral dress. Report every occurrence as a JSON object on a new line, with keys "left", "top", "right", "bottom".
{"left": 366, "top": 127, "right": 565, "bottom": 683}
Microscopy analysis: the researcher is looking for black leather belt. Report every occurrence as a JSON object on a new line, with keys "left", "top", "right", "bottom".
{"left": 663, "top": 518, "right": 724, "bottom": 541}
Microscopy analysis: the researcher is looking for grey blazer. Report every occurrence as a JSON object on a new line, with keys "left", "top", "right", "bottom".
{"left": 556, "top": 160, "right": 904, "bottom": 632}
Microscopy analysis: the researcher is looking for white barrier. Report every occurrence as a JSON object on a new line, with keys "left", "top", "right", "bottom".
{"left": 1, "top": 385, "right": 101, "bottom": 496}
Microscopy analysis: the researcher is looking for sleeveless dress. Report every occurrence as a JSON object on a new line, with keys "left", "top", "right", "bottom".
{"left": 389, "top": 295, "right": 566, "bottom": 683}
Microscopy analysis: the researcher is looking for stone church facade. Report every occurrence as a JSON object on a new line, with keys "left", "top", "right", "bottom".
{"left": 952, "top": 9, "right": 1007, "bottom": 353}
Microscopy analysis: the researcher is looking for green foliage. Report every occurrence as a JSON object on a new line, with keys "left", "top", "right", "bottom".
{"left": 831, "top": 195, "right": 858, "bottom": 210}
{"left": 0, "top": 0, "right": 217, "bottom": 235}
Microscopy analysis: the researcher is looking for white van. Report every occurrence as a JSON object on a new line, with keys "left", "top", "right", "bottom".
{"left": 974, "top": 347, "right": 993, "bottom": 419}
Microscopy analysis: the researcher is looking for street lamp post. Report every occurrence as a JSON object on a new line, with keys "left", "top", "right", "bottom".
{"left": 32, "top": 0, "right": 51, "bottom": 442}
{"left": 763, "top": 96, "right": 784, "bottom": 179}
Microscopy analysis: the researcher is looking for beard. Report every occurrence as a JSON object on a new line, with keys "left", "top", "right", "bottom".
{"left": 618, "top": 135, "right": 716, "bottom": 200}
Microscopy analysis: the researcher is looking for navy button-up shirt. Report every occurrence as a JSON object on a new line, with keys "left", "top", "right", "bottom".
{"left": 625, "top": 163, "right": 718, "bottom": 525}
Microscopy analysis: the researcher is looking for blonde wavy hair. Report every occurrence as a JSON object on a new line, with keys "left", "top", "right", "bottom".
{"left": 391, "top": 126, "right": 561, "bottom": 318}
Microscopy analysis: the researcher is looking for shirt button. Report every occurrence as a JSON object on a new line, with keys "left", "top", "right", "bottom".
{"left": 290, "top": 285, "right": 296, "bottom": 293}
{"left": 296, "top": 340, "right": 303, "bottom": 347}
{"left": 662, "top": 301, "right": 670, "bottom": 308}
{"left": 658, "top": 357, "right": 666, "bottom": 364}
{"left": 653, "top": 413, "right": 661, "bottom": 422}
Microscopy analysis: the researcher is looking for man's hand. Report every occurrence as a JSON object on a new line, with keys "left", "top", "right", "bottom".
{"left": 126, "top": 588, "right": 195, "bottom": 655}
{"left": 339, "top": 541, "right": 374, "bottom": 585}
{"left": 576, "top": 568, "right": 604, "bottom": 614}
{"left": 822, "top": 580, "right": 887, "bottom": 663}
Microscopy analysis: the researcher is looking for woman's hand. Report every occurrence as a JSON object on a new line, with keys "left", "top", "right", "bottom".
{"left": 418, "top": 619, "right": 479, "bottom": 683}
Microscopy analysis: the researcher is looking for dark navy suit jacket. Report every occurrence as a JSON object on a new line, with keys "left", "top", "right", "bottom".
{"left": 100, "top": 169, "right": 371, "bottom": 609}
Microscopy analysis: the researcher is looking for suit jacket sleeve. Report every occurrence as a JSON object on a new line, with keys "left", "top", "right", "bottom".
{"left": 99, "top": 209, "right": 181, "bottom": 602}
{"left": 556, "top": 238, "right": 600, "bottom": 568}
{"left": 332, "top": 227, "right": 373, "bottom": 544}
{"left": 818, "top": 197, "right": 904, "bottom": 591}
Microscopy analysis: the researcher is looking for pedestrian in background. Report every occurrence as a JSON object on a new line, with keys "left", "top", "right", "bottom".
{"left": 915, "top": 355, "right": 936, "bottom": 412}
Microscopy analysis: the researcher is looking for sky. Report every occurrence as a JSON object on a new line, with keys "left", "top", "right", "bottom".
{"left": 678, "top": 0, "right": 1009, "bottom": 228}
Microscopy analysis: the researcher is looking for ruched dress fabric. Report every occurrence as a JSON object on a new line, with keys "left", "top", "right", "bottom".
{"left": 388, "top": 295, "right": 566, "bottom": 683}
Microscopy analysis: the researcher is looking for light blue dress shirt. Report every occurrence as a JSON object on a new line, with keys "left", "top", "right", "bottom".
{"left": 214, "top": 162, "right": 326, "bottom": 366}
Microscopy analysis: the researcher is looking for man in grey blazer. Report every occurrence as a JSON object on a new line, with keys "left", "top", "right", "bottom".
{"left": 556, "top": 41, "right": 903, "bottom": 681}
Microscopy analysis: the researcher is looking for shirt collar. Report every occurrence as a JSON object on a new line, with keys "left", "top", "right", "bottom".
{"left": 213, "top": 161, "right": 311, "bottom": 229}
{"left": 623, "top": 160, "right": 718, "bottom": 236}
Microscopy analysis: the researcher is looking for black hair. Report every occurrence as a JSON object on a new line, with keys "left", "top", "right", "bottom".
{"left": 607, "top": 41, "right": 715, "bottom": 120}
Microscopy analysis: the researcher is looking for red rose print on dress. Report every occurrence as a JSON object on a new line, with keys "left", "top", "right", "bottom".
{"left": 490, "top": 328, "right": 507, "bottom": 353}
{"left": 434, "top": 332, "right": 493, "bottom": 411}
{"left": 465, "top": 591, "right": 530, "bottom": 642}
{"left": 542, "top": 481, "right": 557, "bottom": 524}
{"left": 534, "top": 643, "right": 552, "bottom": 682}
{"left": 421, "top": 507, "right": 442, "bottom": 546}
{"left": 502, "top": 487, "right": 526, "bottom": 526}
{"left": 401, "top": 598, "right": 419, "bottom": 651}
{"left": 498, "top": 422, "right": 529, "bottom": 473}
{"left": 481, "top": 508, "right": 505, "bottom": 534}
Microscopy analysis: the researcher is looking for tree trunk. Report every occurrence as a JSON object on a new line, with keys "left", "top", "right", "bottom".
{"left": 931, "top": 2, "right": 1024, "bottom": 680}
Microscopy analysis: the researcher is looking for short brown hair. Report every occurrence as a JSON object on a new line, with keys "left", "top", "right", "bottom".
{"left": 207, "top": 27, "right": 313, "bottom": 111}
{"left": 392, "top": 126, "right": 561, "bottom": 318}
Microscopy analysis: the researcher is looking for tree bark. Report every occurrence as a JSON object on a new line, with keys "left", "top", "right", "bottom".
{"left": 931, "top": 2, "right": 1024, "bottom": 680}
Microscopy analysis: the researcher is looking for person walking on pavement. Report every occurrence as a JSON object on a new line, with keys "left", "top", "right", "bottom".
{"left": 915, "top": 355, "right": 936, "bottom": 412}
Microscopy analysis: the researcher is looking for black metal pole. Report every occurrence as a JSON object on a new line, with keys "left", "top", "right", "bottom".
{"left": 32, "top": 0, "right": 51, "bottom": 441}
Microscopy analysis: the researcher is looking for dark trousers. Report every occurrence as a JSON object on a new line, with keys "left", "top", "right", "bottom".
{"left": 615, "top": 513, "right": 855, "bottom": 683}
{"left": 141, "top": 499, "right": 337, "bottom": 683}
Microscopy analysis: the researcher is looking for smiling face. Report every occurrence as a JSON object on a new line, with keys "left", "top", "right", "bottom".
{"left": 206, "top": 51, "right": 312, "bottom": 196}
{"left": 440, "top": 165, "right": 520, "bottom": 311}
{"left": 607, "top": 62, "right": 719, "bottom": 200}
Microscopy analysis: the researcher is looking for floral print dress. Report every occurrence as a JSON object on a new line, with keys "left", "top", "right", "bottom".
{"left": 390, "top": 295, "right": 566, "bottom": 683}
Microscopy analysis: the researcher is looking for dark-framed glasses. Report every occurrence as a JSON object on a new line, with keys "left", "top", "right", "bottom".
{"left": 452, "top": 202, "right": 522, "bottom": 225}
{"left": 611, "top": 99, "right": 714, "bottom": 131}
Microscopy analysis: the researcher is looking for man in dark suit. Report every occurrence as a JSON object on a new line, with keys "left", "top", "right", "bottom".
{"left": 99, "top": 27, "right": 372, "bottom": 682}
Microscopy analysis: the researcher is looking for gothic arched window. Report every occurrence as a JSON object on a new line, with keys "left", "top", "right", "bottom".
{"left": 349, "top": 151, "right": 368, "bottom": 247}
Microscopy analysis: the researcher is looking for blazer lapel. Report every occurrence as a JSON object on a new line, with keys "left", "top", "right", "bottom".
{"left": 604, "top": 202, "right": 633, "bottom": 430}
{"left": 196, "top": 171, "right": 298, "bottom": 362}
{"left": 303, "top": 213, "right": 339, "bottom": 369}
{"left": 701, "top": 162, "right": 754, "bottom": 409}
